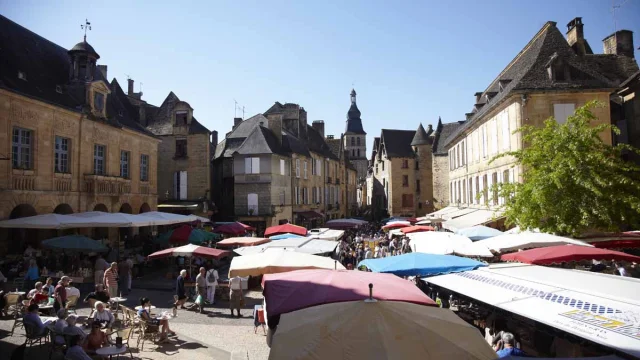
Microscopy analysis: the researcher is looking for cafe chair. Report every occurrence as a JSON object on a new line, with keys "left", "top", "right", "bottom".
{"left": 109, "top": 326, "right": 134, "bottom": 357}
{"left": 137, "top": 319, "right": 159, "bottom": 351}
{"left": 23, "top": 322, "right": 48, "bottom": 348}
{"left": 13, "top": 278, "right": 24, "bottom": 292}
{"left": 4, "top": 293, "right": 22, "bottom": 317}
{"left": 65, "top": 295, "right": 79, "bottom": 314}
{"left": 48, "top": 327, "right": 67, "bottom": 360}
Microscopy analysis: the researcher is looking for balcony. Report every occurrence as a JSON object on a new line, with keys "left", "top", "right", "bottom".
{"left": 54, "top": 178, "right": 72, "bottom": 192}
{"left": 234, "top": 174, "right": 272, "bottom": 184}
{"left": 83, "top": 174, "right": 131, "bottom": 195}
{"left": 140, "top": 182, "right": 151, "bottom": 195}
{"left": 13, "top": 172, "right": 36, "bottom": 191}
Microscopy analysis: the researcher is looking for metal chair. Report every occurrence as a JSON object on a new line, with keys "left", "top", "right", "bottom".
{"left": 48, "top": 327, "right": 67, "bottom": 360}
{"left": 4, "top": 293, "right": 21, "bottom": 316}
{"left": 13, "top": 278, "right": 24, "bottom": 291}
{"left": 9, "top": 300, "right": 29, "bottom": 336}
{"left": 137, "top": 319, "right": 159, "bottom": 351}
{"left": 109, "top": 326, "right": 135, "bottom": 357}
{"left": 23, "top": 322, "right": 48, "bottom": 348}
{"left": 65, "top": 295, "right": 79, "bottom": 314}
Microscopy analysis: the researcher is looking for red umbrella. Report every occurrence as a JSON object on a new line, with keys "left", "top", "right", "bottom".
{"left": 213, "top": 223, "right": 247, "bottom": 236}
{"left": 579, "top": 232, "right": 640, "bottom": 249}
{"left": 169, "top": 225, "right": 193, "bottom": 244}
{"left": 401, "top": 225, "right": 435, "bottom": 234}
{"left": 236, "top": 222, "right": 256, "bottom": 232}
{"left": 262, "top": 269, "right": 436, "bottom": 319}
{"left": 148, "top": 244, "right": 231, "bottom": 260}
{"left": 500, "top": 245, "right": 640, "bottom": 265}
{"left": 264, "top": 223, "right": 307, "bottom": 237}
{"left": 382, "top": 222, "right": 410, "bottom": 231}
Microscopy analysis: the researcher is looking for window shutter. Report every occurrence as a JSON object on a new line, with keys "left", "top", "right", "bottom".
{"left": 180, "top": 171, "right": 188, "bottom": 200}
{"left": 174, "top": 172, "right": 178, "bottom": 199}
{"left": 245, "top": 158, "right": 251, "bottom": 174}
{"left": 479, "top": 175, "right": 484, "bottom": 204}
{"left": 252, "top": 157, "right": 260, "bottom": 174}
{"left": 492, "top": 119, "right": 499, "bottom": 154}
{"left": 317, "top": 160, "right": 322, "bottom": 176}
{"left": 501, "top": 111, "right": 510, "bottom": 150}
{"left": 248, "top": 193, "right": 258, "bottom": 215}
{"left": 280, "top": 159, "right": 285, "bottom": 175}
{"left": 304, "top": 161, "right": 308, "bottom": 179}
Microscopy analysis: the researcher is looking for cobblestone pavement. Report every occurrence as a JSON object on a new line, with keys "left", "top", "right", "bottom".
{"left": 0, "top": 288, "right": 270, "bottom": 360}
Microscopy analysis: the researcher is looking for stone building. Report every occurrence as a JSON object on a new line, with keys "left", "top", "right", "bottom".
{"left": 368, "top": 124, "right": 436, "bottom": 218}
{"left": 443, "top": 18, "right": 638, "bottom": 227}
{"left": 612, "top": 68, "right": 640, "bottom": 166}
{"left": 124, "top": 84, "right": 215, "bottom": 216}
{"left": 212, "top": 102, "right": 357, "bottom": 234}
{"left": 0, "top": 16, "right": 160, "bottom": 253}
{"left": 430, "top": 118, "right": 465, "bottom": 209}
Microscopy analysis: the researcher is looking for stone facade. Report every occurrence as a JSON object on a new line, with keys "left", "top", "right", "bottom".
{"left": 431, "top": 154, "right": 450, "bottom": 208}
{"left": 614, "top": 71, "right": 640, "bottom": 166}
{"left": 156, "top": 133, "right": 211, "bottom": 201}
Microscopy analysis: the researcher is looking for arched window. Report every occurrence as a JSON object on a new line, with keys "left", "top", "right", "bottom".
{"left": 351, "top": 137, "right": 355, "bottom": 146}
{"left": 356, "top": 137, "right": 361, "bottom": 146}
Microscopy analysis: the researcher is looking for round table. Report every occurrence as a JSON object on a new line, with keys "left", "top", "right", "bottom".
{"left": 109, "top": 297, "right": 127, "bottom": 316}
{"left": 134, "top": 305, "right": 156, "bottom": 311}
{"left": 96, "top": 345, "right": 128, "bottom": 359}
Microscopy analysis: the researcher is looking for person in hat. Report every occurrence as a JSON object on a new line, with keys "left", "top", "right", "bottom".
{"left": 53, "top": 276, "right": 70, "bottom": 313}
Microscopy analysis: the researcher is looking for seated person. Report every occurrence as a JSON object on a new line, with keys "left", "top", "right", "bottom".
{"left": 67, "top": 334, "right": 93, "bottom": 360}
{"left": 138, "top": 297, "right": 174, "bottom": 342}
{"left": 496, "top": 332, "right": 526, "bottom": 358}
{"left": 92, "top": 301, "right": 114, "bottom": 328}
{"left": 27, "top": 281, "right": 43, "bottom": 299}
{"left": 23, "top": 304, "right": 54, "bottom": 336}
{"left": 66, "top": 284, "right": 81, "bottom": 298}
{"left": 53, "top": 309, "right": 68, "bottom": 345}
{"left": 29, "top": 287, "right": 50, "bottom": 306}
{"left": 63, "top": 314, "right": 87, "bottom": 341}
{"left": 84, "top": 322, "right": 108, "bottom": 354}
{"left": 84, "top": 284, "right": 110, "bottom": 303}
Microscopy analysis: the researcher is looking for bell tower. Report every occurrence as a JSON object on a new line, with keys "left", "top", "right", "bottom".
{"left": 343, "top": 88, "right": 367, "bottom": 181}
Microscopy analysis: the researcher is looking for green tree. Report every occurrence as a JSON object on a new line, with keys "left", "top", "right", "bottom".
{"left": 490, "top": 101, "right": 640, "bottom": 236}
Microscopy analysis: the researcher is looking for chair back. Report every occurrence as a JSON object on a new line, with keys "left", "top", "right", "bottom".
{"left": 87, "top": 298, "right": 97, "bottom": 310}
{"left": 117, "top": 327, "right": 133, "bottom": 342}
{"left": 257, "top": 309, "right": 265, "bottom": 324}
{"left": 5, "top": 293, "right": 20, "bottom": 306}
{"left": 23, "top": 322, "right": 42, "bottom": 339}
{"left": 66, "top": 295, "right": 79, "bottom": 308}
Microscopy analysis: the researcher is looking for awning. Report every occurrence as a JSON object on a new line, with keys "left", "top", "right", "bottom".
{"left": 423, "top": 206, "right": 460, "bottom": 218}
{"left": 442, "top": 207, "right": 478, "bottom": 220}
{"left": 234, "top": 237, "right": 338, "bottom": 256}
{"left": 296, "top": 211, "right": 324, "bottom": 220}
{"left": 308, "top": 228, "right": 345, "bottom": 241}
{"left": 426, "top": 264, "right": 640, "bottom": 358}
{"left": 443, "top": 210, "right": 503, "bottom": 232}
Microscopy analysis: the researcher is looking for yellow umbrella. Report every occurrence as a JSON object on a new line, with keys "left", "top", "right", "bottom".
{"left": 229, "top": 250, "right": 345, "bottom": 277}
{"left": 269, "top": 300, "right": 497, "bottom": 360}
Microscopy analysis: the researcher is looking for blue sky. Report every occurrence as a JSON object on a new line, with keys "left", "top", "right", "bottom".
{"left": 2, "top": 1, "right": 639, "bottom": 152}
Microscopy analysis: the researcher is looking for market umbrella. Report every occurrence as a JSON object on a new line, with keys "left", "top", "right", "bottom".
{"left": 268, "top": 300, "right": 497, "bottom": 360}
{"left": 236, "top": 222, "right": 256, "bottom": 232}
{"left": 325, "top": 221, "right": 359, "bottom": 230}
{"left": 168, "top": 225, "right": 216, "bottom": 245}
{"left": 213, "top": 223, "right": 247, "bottom": 236}
{"left": 0, "top": 213, "right": 77, "bottom": 229}
{"left": 217, "top": 237, "right": 270, "bottom": 247}
{"left": 358, "top": 253, "right": 487, "bottom": 277}
{"left": 269, "top": 233, "right": 304, "bottom": 240}
{"left": 136, "top": 211, "right": 199, "bottom": 226}
{"left": 473, "top": 232, "right": 592, "bottom": 253}
{"left": 264, "top": 224, "right": 307, "bottom": 237}
{"left": 262, "top": 269, "right": 435, "bottom": 319}
{"left": 408, "top": 232, "right": 476, "bottom": 255}
{"left": 228, "top": 251, "right": 344, "bottom": 277}
{"left": 577, "top": 232, "right": 640, "bottom": 249}
{"left": 500, "top": 245, "right": 640, "bottom": 265}
{"left": 148, "top": 244, "right": 231, "bottom": 260}
{"left": 456, "top": 225, "right": 503, "bottom": 241}
{"left": 382, "top": 222, "right": 410, "bottom": 231}
{"left": 401, "top": 225, "right": 435, "bottom": 234}
{"left": 41, "top": 235, "right": 108, "bottom": 252}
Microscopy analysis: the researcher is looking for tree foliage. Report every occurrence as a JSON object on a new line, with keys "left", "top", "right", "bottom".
{"left": 491, "top": 101, "right": 640, "bottom": 236}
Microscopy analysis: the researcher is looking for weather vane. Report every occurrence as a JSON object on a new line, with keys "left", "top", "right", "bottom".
{"left": 81, "top": 19, "right": 91, "bottom": 42}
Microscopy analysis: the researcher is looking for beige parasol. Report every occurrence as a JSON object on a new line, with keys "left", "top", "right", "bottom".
{"left": 269, "top": 300, "right": 497, "bottom": 360}
{"left": 228, "top": 251, "right": 345, "bottom": 278}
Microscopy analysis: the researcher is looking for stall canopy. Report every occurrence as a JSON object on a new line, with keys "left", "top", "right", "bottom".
{"left": 296, "top": 210, "right": 323, "bottom": 220}
{"left": 42, "top": 235, "right": 108, "bottom": 252}
{"left": 148, "top": 244, "right": 230, "bottom": 259}
{"left": 137, "top": 211, "right": 199, "bottom": 226}
{"left": 0, "top": 211, "right": 199, "bottom": 229}
{"left": 262, "top": 269, "right": 435, "bottom": 319}
{"left": 307, "top": 228, "right": 345, "bottom": 241}
{"left": 473, "top": 232, "right": 592, "bottom": 253}
{"left": 216, "top": 237, "right": 270, "bottom": 248}
{"left": 382, "top": 222, "right": 410, "bottom": 231}
{"left": 578, "top": 232, "right": 640, "bottom": 249}
{"left": 0, "top": 213, "right": 77, "bottom": 229}
{"left": 501, "top": 245, "right": 640, "bottom": 265}
{"left": 426, "top": 263, "right": 640, "bottom": 358}
{"left": 401, "top": 225, "right": 435, "bottom": 234}
{"left": 69, "top": 211, "right": 155, "bottom": 227}
{"left": 269, "top": 233, "right": 304, "bottom": 240}
{"left": 234, "top": 237, "right": 338, "bottom": 256}
{"left": 408, "top": 232, "right": 488, "bottom": 257}
{"left": 443, "top": 209, "right": 503, "bottom": 232}
{"left": 457, "top": 225, "right": 503, "bottom": 241}
{"left": 326, "top": 218, "right": 367, "bottom": 226}
{"left": 168, "top": 225, "right": 217, "bottom": 245}
{"left": 264, "top": 224, "right": 307, "bottom": 237}
{"left": 229, "top": 251, "right": 344, "bottom": 277}
{"left": 213, "top": 223, "right": 247, "bottom": 236}
{"left": 358, "top": 253, "right": 487, "bottom": 277}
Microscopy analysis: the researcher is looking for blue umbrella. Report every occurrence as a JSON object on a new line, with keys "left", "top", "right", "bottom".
{"left": 456, "top": 225, "right": 503, "bottom": 241}
{"left": 42, "top": 235, "right": 108, "bottom": 252}
{"left": 270, "top": 233, "right": 305, "bottom": 240}
{"left": 358, "top": 253, "right": 487, "bottom": 277}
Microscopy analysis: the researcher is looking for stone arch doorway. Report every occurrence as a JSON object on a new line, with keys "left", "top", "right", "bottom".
{"left": 8, "top": 204, "right": 37, "bottom": 253}
{"left": 139, "top": 203, "right": 151, "bottom": 214}
{"left": 119, "top": 203, "right": 133, "bottom": 248}
{"left": 53, "top": 204, "right": 73, "bottom": 215}
{"left": 93, "top": 204, "right": 109, "bottom": 240}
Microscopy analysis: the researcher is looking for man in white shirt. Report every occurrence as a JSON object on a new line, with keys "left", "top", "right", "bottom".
{"left": 206, "top": 266, "right": 219, "bottom": 305}
{"left": 66, "top": 284, "right": 81, "bottom": 298}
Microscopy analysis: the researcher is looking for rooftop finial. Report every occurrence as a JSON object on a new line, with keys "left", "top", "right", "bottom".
{"left": 81, "top": 19, "right": 91, "bottom": 42}
{"left": 350, "top": 88, "right": 357, "bottom": 104}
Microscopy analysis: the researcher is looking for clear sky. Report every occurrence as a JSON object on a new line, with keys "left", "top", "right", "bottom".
{"left": 2, "top": 1, "right": 639, "bottom": 152}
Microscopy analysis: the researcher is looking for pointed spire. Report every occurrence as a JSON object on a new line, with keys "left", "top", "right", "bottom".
{"left": 411, "top": 123, "right": 430, "bottom": 146}
{"left": 350, "top": 88, "right": 357, "bottom": 104}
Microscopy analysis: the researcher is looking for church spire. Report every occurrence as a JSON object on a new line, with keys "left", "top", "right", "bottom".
{"left": 350, "top": 88, "right": 357, "bottom": 104}
{"left": 345, "top": 88, "right": 365, "bottom": 135}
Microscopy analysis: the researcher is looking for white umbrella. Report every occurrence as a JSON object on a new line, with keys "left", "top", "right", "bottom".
{"left": 452, "top": 242, "right": 494, "bottom": 258}
{"left": 136, "top": 211, "right": 199, "bottom": 226}
{"left": 408, "top": 232, "right": 474, "bottom": 255}
{"left": 0, "top": 213, "right": 77, "bottom": 229}
{"left": 474, "top": 232, "right": 593, "bottom": 253}
{"left": 229, "top": 251, "right": 344, "bottom": 277}
{"left": 68, "top": 211, "right": 155, "bottom": 227}
{"left": 269, "top": 300, "right": 497, "bottom": 360}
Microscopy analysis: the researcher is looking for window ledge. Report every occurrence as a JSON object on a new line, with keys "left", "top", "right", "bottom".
{"left": 54, "top": 172, "right": 72, "bottom": 178}
{"left": 173, "top": 156, "right": 189, "bottom": 160}
{"left": 13, "top": 169, "right": 34, "bottom": 176}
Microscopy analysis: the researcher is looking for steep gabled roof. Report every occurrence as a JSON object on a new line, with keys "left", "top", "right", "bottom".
{"left": 370, "top": 137, "right": 381, "bottom": 163}
{"left": 307, "top": 125, "right": 339, "bottom": 160}
{"left": 235, "top": 125, "right": 285, "bottom": 156}
{"left": 380, "top": 129, "right": 417, "bottom": 158}
{"left": 326, "top": 138, "right": 342, "bottom": 159}
{"left": 410, "top": 123, "right": 431, "bottom": 146}
{"left": 145, "top": 91, "right": 211, "bottom": 136}
{"left": 282, "top": 131, "right": 311, "bottom": 157}
{"left": 108, "top": 79, "right": 155, "bottom": 136}
{"left": 227, "top": 114, "right": 266, "bottom": 139}
{"left": 433, "top": 119, "right": 466, "bottom": 155}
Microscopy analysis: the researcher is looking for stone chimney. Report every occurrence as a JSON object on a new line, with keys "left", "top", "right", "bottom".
{"left": 427, "top": 124, "right": 433, "bottom": 133}
{"left": 97, "top": 65, "right": 107, "bottom": 79}
{"left": 211, "top": 130, "right": 218, "bottom": 146}
{"left": 603, "top": 30, "right": 635, "bottom": 58}
{"left": 265, "top": 114, "right": 283, "bottom": 145}
{"left": 312, "top": 120, "right": 325, "bottom": 138}
{"left": 233, "top": 117, "right": 242, "bottom": 130}
{"left": 566, "top": 17, "right": 588, "bottom": 55}
{"left": 128, "top": 78, "right": 134, "bottom": 95}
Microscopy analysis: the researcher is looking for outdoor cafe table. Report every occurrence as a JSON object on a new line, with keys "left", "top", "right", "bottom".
{"left": 96, "top": 345, "right": 128, "bottom": 359}
{"left": 109, "top": 297, "right": 127, "bottom": 317}
{"left": 134, "top": 305, "right": 156, "bottom": 311}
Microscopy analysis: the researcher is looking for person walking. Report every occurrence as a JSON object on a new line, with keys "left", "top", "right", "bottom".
{"left": 103, "top": 262, "right": 118, "bottom": 298}
{"left": 126, "top": 256, "right": 134, "bottom": 292}
{"left": 195, "top": 267, "right": 207, "bottom": 307}
{"left": 53, "top": 276, "right": 70, "bottom": 313}
{"left": 205, "top": 265, "right": 219, "bottom": 305}
{"left": 174, "top": 269, "right": 188, "bottom": 311}
{"left": 229, "top": 275, "right": 244, "bottom": 317}
{"left": 94, "top": 255, "right": 109, "bottom": 285}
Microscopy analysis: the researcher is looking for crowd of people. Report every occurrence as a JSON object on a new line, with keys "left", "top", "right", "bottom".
{"left": 336, "top": 224, "right": 413, "bottom": 269}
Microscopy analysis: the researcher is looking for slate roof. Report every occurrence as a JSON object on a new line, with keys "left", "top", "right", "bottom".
{"left": 235, "top": 125, "right": 286, "bottom": 156}
{"left": 370, "top": 137, "right": 380, "bottom": 162}
{"left": 283, "top": 131, "right": 311, "bottom": 157}
{"left": 411, "top": 123, "right": 431, "bottom": 146}
{"left": 107, "top": 79, "right": 155, "bottom": 136}
{"left": 144, "top": 92, "right": 211, "bottom": 136}
{"left": 444, "top": 21, "right": 639, "bottom": 147}
{"left": 380, "top": 129, "right": 417, "bottom": 158}
{"left": 432, "top": 118, "right": 466, "bottom": 155}
{"left": 307, "top": 125, "right": 339, "bottom": 160}
{"left": 326, "top": 138, "right": 342, "bottom": 158}
{"left": 345, "top": 89, "right": 366, "bottom": 135}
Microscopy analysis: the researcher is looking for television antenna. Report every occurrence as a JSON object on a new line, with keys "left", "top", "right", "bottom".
{"left": 611, "top": 0, "right": 629, "bottom": 33}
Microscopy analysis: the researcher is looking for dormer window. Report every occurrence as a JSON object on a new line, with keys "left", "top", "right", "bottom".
{"left": 546, "top": 53, "right": 570, "bottom": 82}
{"left": 175, "top": 111, "right": 188, "bottom": 126}
{"left": 18, "top": 71, "right": 27, "bottom": 81}
{"left": 93, "top": 92, "right": 105, "bottom": 112}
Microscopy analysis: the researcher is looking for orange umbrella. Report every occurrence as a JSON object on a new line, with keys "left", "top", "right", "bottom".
{"left": 401, "top": 225, "right": 435, "bottom": 234}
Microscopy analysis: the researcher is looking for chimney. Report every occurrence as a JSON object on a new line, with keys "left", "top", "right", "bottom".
{"left": 139, "top": 106, "right": 146, "bottom": 127}
{"left": 603, "top": 30, "right": 635, "bottom": 58}
{"left": 97, "top": 65, "right": 107, "bottom": 79}
{"left": 233, "top": 117, "right": 242, "bottom": 130}
{"left": 211, "top": 130, "right": 218, "bottom": 146}
{"left": 427, "top": 124, "right": 433, "bottom": 133}
{"left": 265, "top": 114, "right": 283, "bottom": 145}
{"left": 566, "top": 17, "right": 588, "bottom": 55}
{"left": 127, "top": 78, "right": 134, "bottom": 95}
{"left": 312, "top": 120, "right": 325, "bottom": 137}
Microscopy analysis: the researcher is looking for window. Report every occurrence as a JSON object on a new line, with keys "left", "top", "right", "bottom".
{"left": 12, "top": 128, "right": 33, "bottom": 169}
{"left": 120, "top": 150, "right": 130, "bottom": 178}
{"left": 468, "top": 178, "right": 473, "bottom": 204}
{"left": 140, "top": 154, "right": 149, "bottom": 181}
{"left": 279, "top": 191, "right": 285, "bottom": 206}
{"left": 492, "top": 119, "right": 499, "bottom": 154}
{"left": 248, "top": 193, "right": 258, "bottom": 215}
{"left": 357, "top": 137, "right": 361, "bottom": 146}
{"left": 352, "top": 150, "right": 355, "bottom": 157}
{"left": 468, "top": 135, "right": 473, "bottom": 163}
{"left": 461, "top": 142, "right": 465, "bottom": 165}
{"left": 316, "top": 159, "right": 322, "bottom": 176}
{"left": 245, "top": 157, "right": 260, "bottom": 174}
{"left": 295, "top": 186, "right": 300, "bottom": 205}
{"left": 93, "top": 144, "right": 105, "bottom": 175}
{"left": 304, "top": 187, "right": 309, "bottom": 204}
{"left": 415, "top": 160, "right": 419, "bottom": 170}
{"left": 450, "top": 182, "right": 453, "bottom": 203}
{"left": 402, "top": 175, "right": 409, "bottom": 187}
{"left": 475, "top": 131, "right": 480, "bottom": 162}
{"left": 54, "top": 136, "right": 70, "bottom": 173}
{"left": 175, "top": 111, "right": 188, "bottom": 125}
{"left": 175, "top": 139, "right": 187, "bottom": 158}
{"left": 402, "top": 159, "right": 409, "bottom": 169}
{"left": 317, "top": 187, "right": 322, "bottom": 204}
{"left": 475, "top": 176, "right": 480, "bottom": 204}
{"left": 312, "top": 187, "right": 316, "bottom": 203}
{"left": 381, "top": 162, "right": 385, "bottom": 171}
{"left": 503, "top": 170, "right": 510, "bottom": 184}
{"left": 402, "top": 194, "right": 413, "bottom": 208}
{"left": 174, "top": 171, "right": 187, "bottom": 199}
{"left": 481, "top": 125, "right": 487, "bottom": 158}
{"left": 303, "top": 161, "right": 308, "bottom": 179}
{"left": 462, "top": 180, "right": 466, "bottom": 203}
{"left": 501, "top": 111, "right": 510, "bottom": 150}
{"left": 351, "top": 137, "right": 355, "bottom": 146}
{"left": 357, "top": 149, "right": 360, "bottom": 157}
{"left": 482, "top": 174, "right": 488, "bottom": 204}
{"left": 93, "top": 92, "right": 105, "bottom": 112}
{"left": 416, "top": 179, "right": 421, "bottom": 193}
{"left": 554, "top": 104, "right": 575, "bottom": 125}
{"left": 280, "top": 159, "right": 285, "bottom": 175}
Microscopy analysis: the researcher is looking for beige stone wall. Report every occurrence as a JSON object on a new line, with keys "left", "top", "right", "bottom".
{"left": 432, "top": 155, "right": 450, "bottom": 209}
{"left": 157, "top": 133, "right": 211, "bottom": 201}
{"left": 414, "top": 144, "right": 434, "bottom": 216}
